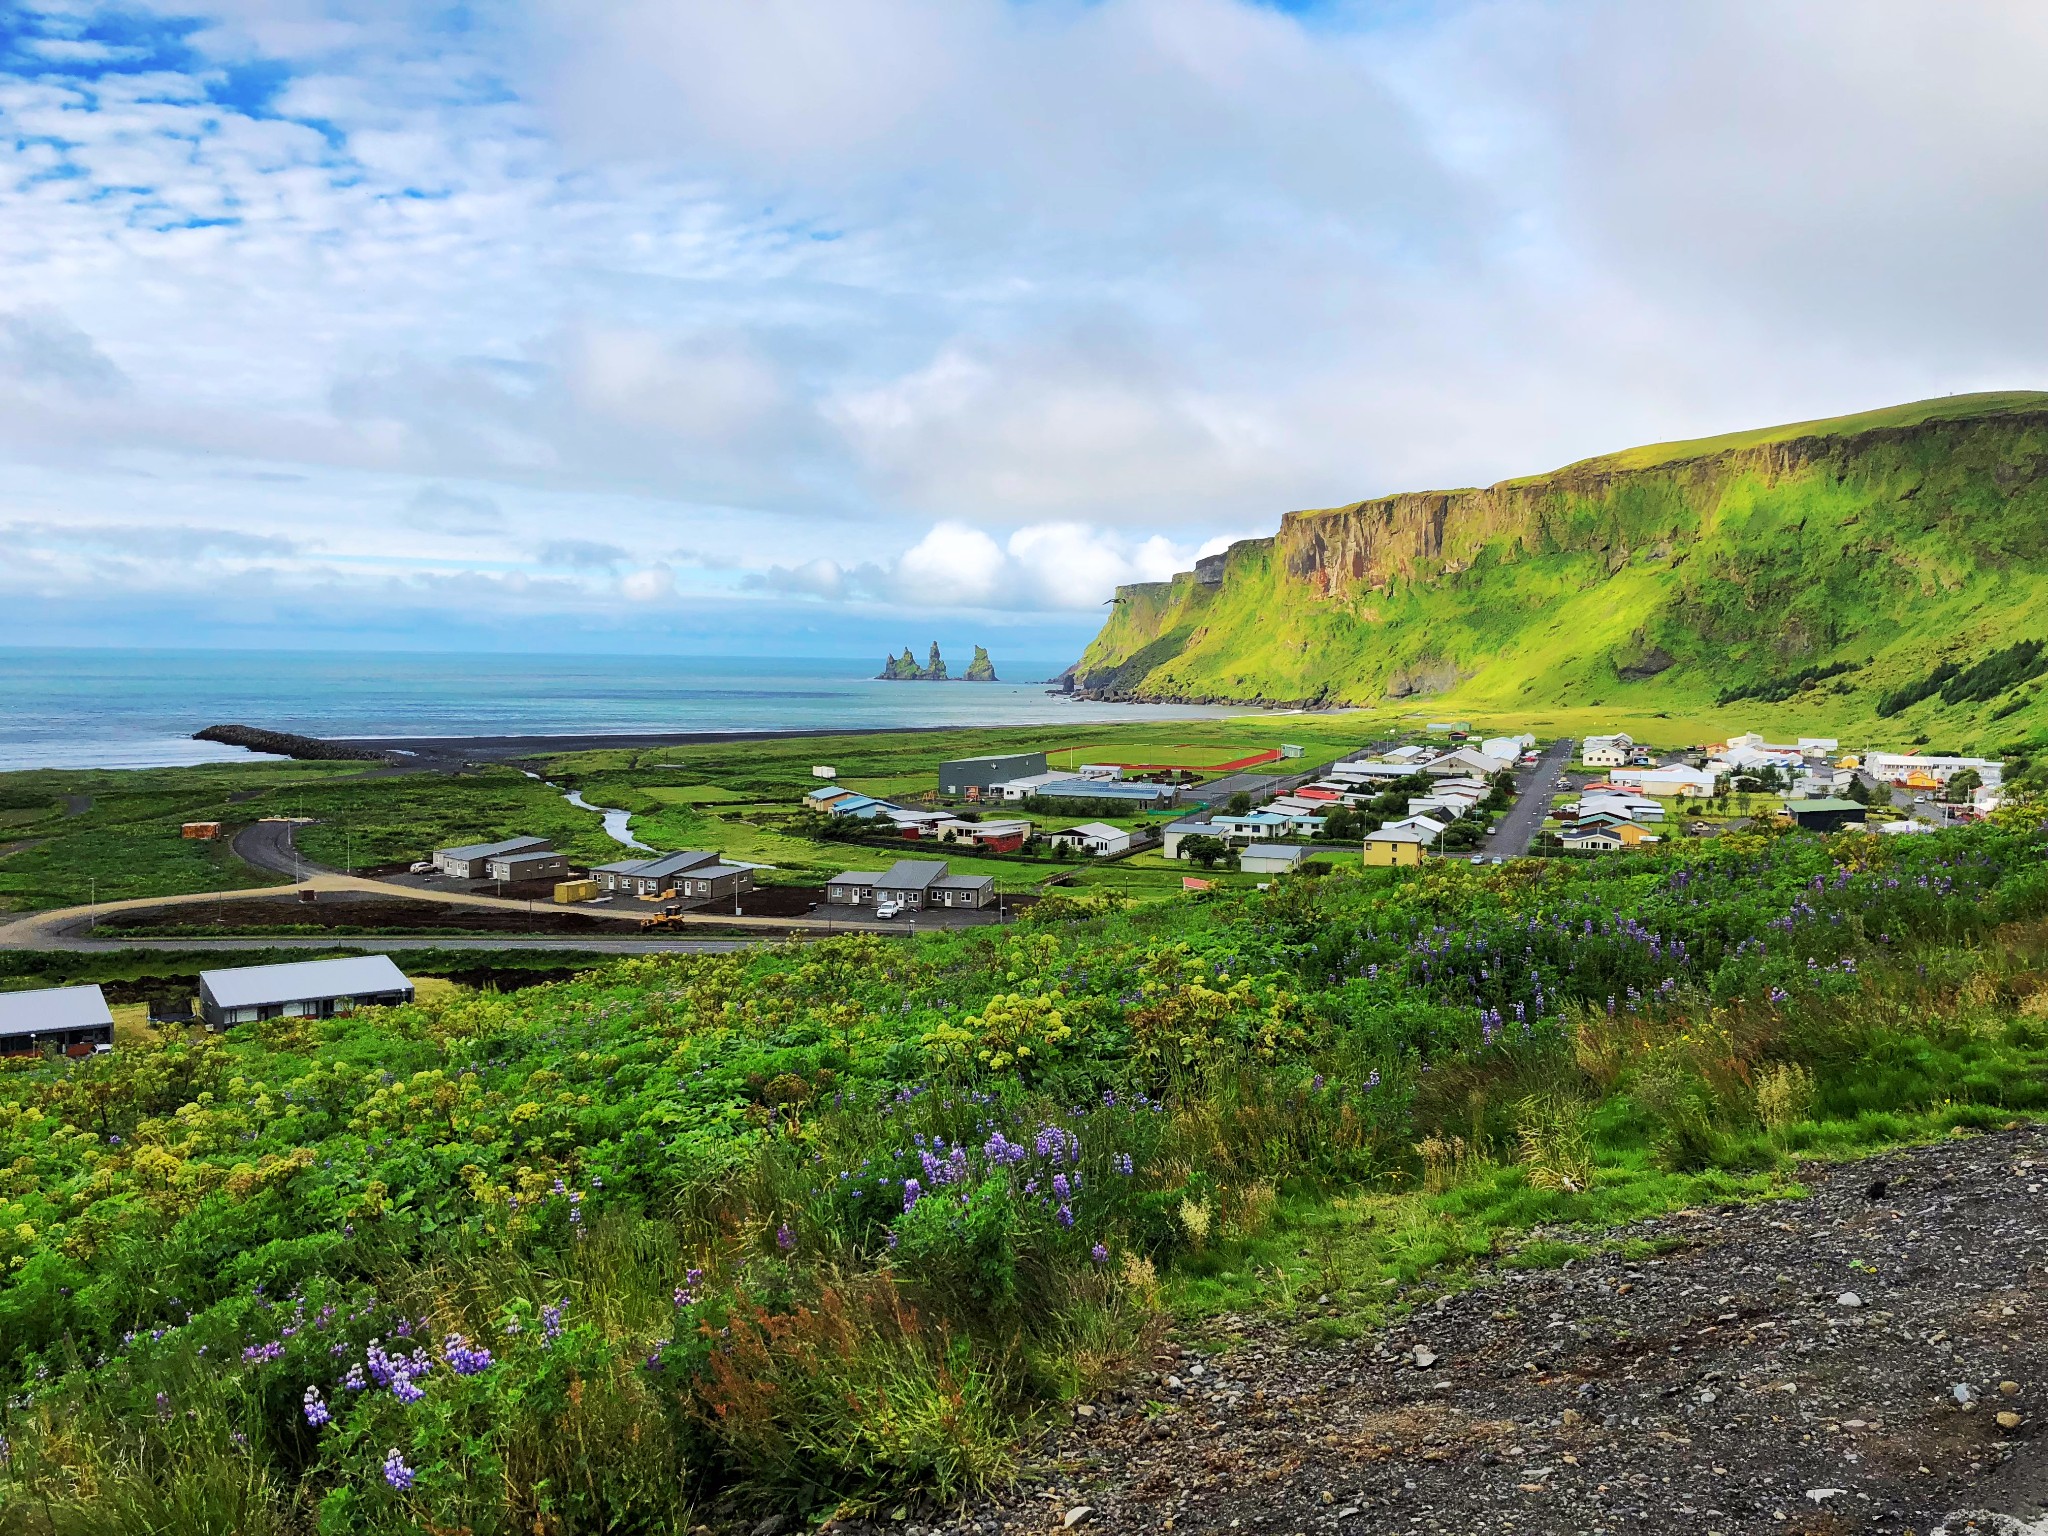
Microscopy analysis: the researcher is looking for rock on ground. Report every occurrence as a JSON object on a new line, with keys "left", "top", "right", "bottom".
{"left": 862, "top": 1126, "right": 2048, "bottom": 1536}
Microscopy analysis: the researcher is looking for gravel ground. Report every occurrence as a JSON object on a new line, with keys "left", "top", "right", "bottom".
{"left": 859, "top": 1127, "right": 2048, "bottom": 1536}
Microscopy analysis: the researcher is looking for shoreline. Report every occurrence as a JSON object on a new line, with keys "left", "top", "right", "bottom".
{"left": 346, "top": 719, "right": 1077, "bottom": 764}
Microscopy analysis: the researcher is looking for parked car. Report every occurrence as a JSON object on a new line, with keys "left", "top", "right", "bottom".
{"left": 409, "top": 861, "right": 434, "bottom": 874}
{"left": 875, "top": 900, "right": 903, "bottom": 919}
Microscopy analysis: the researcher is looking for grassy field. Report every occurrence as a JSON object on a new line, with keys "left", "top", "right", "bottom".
{"left": 0, "top": 761, "right": 366, "bottom": 912}
{"left": 0, "top": 718, "right": 1384, "bottom": 913}
{"left": 0, "top": 812, "right": 2042, "bottom": 1531}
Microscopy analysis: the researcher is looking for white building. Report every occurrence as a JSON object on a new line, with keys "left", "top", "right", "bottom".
{"left": 1480, "top": 734, "right": 1535, "bottom": 763}
{"left": 1049, "top": 821, "right": 1132, "bottom": 856}
{"left": 1580, "top": 734, "right": 1635, "bottom": 768}
{"left": 1240, "top": 844, "right": 1314, "bottom": 875}
{"left": 1612, "top": 765, "right": 1722, "bottom": 798}
{"left": 1865, "top": 753, "right": 2003, "bottom": 787}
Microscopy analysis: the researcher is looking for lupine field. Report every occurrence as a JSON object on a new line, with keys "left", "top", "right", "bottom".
{"left": 2, "top": 818, "right": 2048, "bottom": 1533}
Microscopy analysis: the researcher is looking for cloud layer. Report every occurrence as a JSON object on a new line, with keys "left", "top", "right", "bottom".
{"left": 1, "top": 0, "right": 2044, "bottom": 652}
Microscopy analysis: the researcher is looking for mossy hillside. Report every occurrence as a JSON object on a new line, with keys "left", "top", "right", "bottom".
{"left": 1074, "top": 396, "right": 2048, "bottom": 744}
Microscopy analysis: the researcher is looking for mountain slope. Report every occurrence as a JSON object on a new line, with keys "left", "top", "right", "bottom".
{"left": 1070, "top": 392, "right": 2048, "bottom": 743}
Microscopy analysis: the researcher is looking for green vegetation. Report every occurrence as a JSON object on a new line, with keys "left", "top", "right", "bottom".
{"left": 0, "top": 763, "right": 365, "bottom": 913}
{"left": 1072, "top": 393, "right": 2048, "bottom": 746}
{"left": 2, "top": 808, "right": 2046, "bottom": 1531}
{"left": 0, "top": 722, "right": 1358, "bottom": 915}
{"left": 1876, "top": 638, "right": 2046, "bottom": 716}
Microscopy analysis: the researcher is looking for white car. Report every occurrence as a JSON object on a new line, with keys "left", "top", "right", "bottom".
{"left": 409, "top": 862, "right": 434, "bottom": 875}
{"left": 874, "top": 900, "right": 903, "bottom": 919}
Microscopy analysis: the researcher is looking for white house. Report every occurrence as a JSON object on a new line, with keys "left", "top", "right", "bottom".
{"left": 1161, "top": 820, "right": 1218, "bottom": 859}
{"left": 1480, "top": 734, "right": 1535, "bottom": 762}
{"left": 1426, "top": 747, "right": 1512, "bottom": 777}
{"left": 1580, "top": 734, "right": 1635, "bottom": 769}
{"left": 1611, "top": 764, "right": 1722, "bottom": 798}
{"left": 1049, "top": 822, "right": 1132, "bottom": 856}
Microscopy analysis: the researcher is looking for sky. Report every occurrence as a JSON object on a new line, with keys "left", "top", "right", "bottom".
{"left": 2, "top": 0, "right": 2045, "bottom": 662}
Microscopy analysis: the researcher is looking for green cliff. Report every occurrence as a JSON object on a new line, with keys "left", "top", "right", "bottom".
{"left": 964, "top": 645, "right": 999, "bottom": 682}
{"left": 1070, "top": 392, "right": 2048, "bottom": 742}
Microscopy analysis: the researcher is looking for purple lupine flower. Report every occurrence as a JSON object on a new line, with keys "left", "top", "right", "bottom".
{"left": 1091, "top": 1244, "right": 1109, "bottom": 1264}
{"left": 542, "top": 1303, "right": 564, "bottom": 1342}
{"left": 443, "top": 1335, "right": 494, "bottom": 1376}
{"left": 242, "top": 1341, "right": 284, "bottom": 1365}
{"left": 1366, "top": 1069, "right": 1382, "bottom": 1089}
{"left": 902, "top": 1179, "right": 922, "bottom": 1212}
{"left": 776, "top": 1223, "right": 795, "bottom": 1251}
{"left": 1056, "top": 1204, "right": 1075, "bottom": 1228}
{"left": 303, "top": 1386, "right": 330, "bottom": 1427}
{"left": 382, "top": 1448, "right": 415, "bottom": 1490}
{"left": 391, "top": 1373, "right": 425, "bottom": 1406}
{"left": 1051, "top": 1173, "right": 1071, "bottom": 1201}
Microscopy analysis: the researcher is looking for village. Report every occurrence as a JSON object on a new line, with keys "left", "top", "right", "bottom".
{"left": 326, "top": 729, "right": 2021, "bottom": 918}
{"left": 0, "top": 721, "right": 2010, "bottom": 1058}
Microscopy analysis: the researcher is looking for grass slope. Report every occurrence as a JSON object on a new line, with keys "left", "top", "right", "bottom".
{"left": 1074, "top": 394, "right": 2048, "bottom": 748}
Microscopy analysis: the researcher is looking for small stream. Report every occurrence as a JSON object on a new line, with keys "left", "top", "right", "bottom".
{"left": 564, "top": 790, "right": 651, "bottom": 851}
{"left": 521, "top": 771, "right": 651, "bottom": 851}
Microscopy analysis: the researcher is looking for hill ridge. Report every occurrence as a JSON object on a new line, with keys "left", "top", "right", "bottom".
{"left": 1070, "top": 393, "right": 2048, "bottom": 743}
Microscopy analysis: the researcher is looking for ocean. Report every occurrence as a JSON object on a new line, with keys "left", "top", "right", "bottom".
{"left": 0, "top": 649, "right": 1244, "bottom": 772}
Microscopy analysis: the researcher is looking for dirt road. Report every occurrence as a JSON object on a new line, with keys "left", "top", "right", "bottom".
{"left": 919, "top": 1127, "right": 2048, "bottom": 1536}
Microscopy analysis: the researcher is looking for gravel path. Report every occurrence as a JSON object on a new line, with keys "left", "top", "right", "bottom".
{"left": 892, "top": 1128, "right": 2048, "bottom": 1536}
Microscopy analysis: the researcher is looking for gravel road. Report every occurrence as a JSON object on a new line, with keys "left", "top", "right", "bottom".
{"left": 882, "top": 1128, "right": 2048, "bottom": 1536}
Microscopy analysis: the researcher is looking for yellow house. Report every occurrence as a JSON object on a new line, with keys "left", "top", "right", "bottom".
{"left": 1612, "top": 820, "right": 1658, "bottom": 847}
{"left": 1363, "top": 828, "right": 1427, "bottom": 867}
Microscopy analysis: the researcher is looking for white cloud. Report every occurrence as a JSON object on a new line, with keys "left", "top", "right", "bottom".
{"left": 620, "top": 564, "right": 676, "bottom": 602}
{"left": 3, "top": 0, "right": 2048, "bottom": 648}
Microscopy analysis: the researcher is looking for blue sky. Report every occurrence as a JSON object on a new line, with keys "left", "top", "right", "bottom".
{"left": 1, "top": 0, "right": 2045, "bottom": 659}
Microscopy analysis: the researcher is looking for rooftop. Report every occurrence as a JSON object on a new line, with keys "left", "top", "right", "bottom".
{"left": 438, "top": 835, "right": 551, "bottom": 862}
{"left": 0, "top": 984, "right": 113, "bottom": 1037}
{"left": 201, "top": 956, "right": 411, "bottom": 1011}
{"left": 595, "top": 850, "right": 721, "bottom": 879}
{"left": 878, "top": 859, "right": 951, "bottom": 889}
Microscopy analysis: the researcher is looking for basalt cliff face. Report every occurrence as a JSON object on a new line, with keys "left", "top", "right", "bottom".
{"left": 1068, "top": 393, "right": 2048, "bottom": 738}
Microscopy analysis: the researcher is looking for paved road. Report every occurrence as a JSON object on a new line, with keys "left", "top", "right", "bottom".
{"left": 230, "top": 819, "right": 331, "bottom": 878}
{"left": 1485, "top": 737, "right": 1575, "bottom": 858}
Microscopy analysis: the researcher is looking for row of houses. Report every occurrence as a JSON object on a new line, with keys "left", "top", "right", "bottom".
{"left": 0, "top": 955, "right": 416, "bottom": 1054}
{"left": 434, "top": 836, "right": 763, "bottom": 904}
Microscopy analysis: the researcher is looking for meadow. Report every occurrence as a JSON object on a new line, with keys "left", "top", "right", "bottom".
{"left": 0, "top": 719, "right": 1356, "bottom": 916}
{"left": 0, "top": 809, "right": 2044, "bottom": 1533}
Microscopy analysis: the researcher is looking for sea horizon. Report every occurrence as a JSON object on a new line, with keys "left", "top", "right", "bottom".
{"left": 0, "top": 647, "right": 1244, "bottom": 773}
